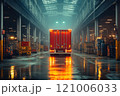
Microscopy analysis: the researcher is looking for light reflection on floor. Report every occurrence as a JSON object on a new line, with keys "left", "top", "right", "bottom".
{"left": 0, "top": 53, "right": 120, "bottom": 80}
{"left": 9, "top": 66, "right": 17, "bottom": 80}
{"left": 49, "top": 56, "right": 73, "bottom": 80}
{"left": 95, "top": 60, "right": 102, "bottom": 80}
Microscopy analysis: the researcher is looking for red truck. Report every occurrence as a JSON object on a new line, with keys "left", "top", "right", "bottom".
{"left": 49, "top": 29, "right": 72, "bottom": 55}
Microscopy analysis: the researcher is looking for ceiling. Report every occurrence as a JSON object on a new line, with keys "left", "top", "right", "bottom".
{"left": 38, "top": 0, "right": 83, "bottom": 17}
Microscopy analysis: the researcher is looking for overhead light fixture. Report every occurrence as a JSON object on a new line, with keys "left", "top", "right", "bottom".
{"left": 9, "top": 28, "right": 13, "bottom": 30}
{"left": 63, "top": 21, "right": 65, "bottom": 24}
{"left": 90, "top": 30, "right": 93, "bottom": 32}
{"left": 99, "top": 25, "right": 102, "bottom": 27}
{"left": 103, "top": 28, "right": 107, "bottom": 30}
{"left": 90, "top": 34, "right": 94, "bottom": 36}
{"left": 15, "top": 37, "right": 17, "bottom": 40}
{"left": 100, "top": 30, "right": 104, "bottom": 33}
{"left": 4, "top": 16, "right": 10, "bottom": 19}
{"left": 22, "top": 25, "right": 26, "bottom": 28}
{"left": 56, "top": 21, "right": 59, "bottom": 24}
{"left": 105, "top": 22, "right": 110, "bottom": 24}
{"left": 107, "top": 19, "right": 112, "bottom": 22}
{"left": 10, "top": 36, "right": 15, "bottom": 40}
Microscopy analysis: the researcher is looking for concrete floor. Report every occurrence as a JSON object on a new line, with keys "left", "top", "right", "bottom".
{"left": 0, "top": 51, "right": 120, "bottom": 80}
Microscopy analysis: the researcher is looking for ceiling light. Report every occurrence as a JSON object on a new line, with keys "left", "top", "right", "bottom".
{"left": 10, "top": 36, "right": 15, "bottom": 40}
{"left": 63, "top": 21, "right": 65, "bottom": 24}
{"left": 107, "top": 19, "right": 112, "bottom": 22}
{"left": 22, "top": 25, "right": 26, "bottom": 27}
{"left": 99, "top": 25, "right": 102, "bottom": 27}
{"left": 4, "top": 16, "right": 10, "bottom": 19}
{"left": 9, "top": 28, "right": 13, "bottom": 30}
{"left": 56, "top": 21, "right": 59, "bottom": 24}
{"left": 103, "top": 28, "right": 107, "bottom": 30}
{"left": 15, "top": 37, "right": 17, "bottom": 40}
{"left": 90, "top": 30, "right": 93, "bottom": 32}
{"left": 105, "top": 22, "right": 110, "bottom": 24}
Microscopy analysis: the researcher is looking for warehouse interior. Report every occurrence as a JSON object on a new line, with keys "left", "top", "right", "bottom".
{"left": 0, "top": 0, "right": 120, "bottom": 80}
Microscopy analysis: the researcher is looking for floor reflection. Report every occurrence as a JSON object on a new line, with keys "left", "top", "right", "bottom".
{"left": 9, "top": 66, "right": 17, "bottom": 80}
{"left": 1, "top": 53, "right": 120, "bottom": 80}
{"left": 73, "top": 55, "right": 116, "bottom": 80}
{"left": 116, "top": 63, "right": 118, "bottom": 73}
{"left": 1, "top": 68, "right": 3, "bottom": 79}
{"left": 95, "top": 60, "right": 102, "bottom": 80}
{"left": 22, "top": 77, "right": 26, "bottom": 80}
{"left": 29, "top": 65, "right": 31, "bottom": 79}
{"left": 49, "top": 56, "right": 73, "bottom": 80}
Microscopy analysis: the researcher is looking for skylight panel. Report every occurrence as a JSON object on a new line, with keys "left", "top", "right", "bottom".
{"left": 63, "top": 5, "right": 75, "bottom": 11}
{"left": 42, "top": 0, "right": 57, "bottom": 4}
{"left": 64, "top": 0, "right": 78, "bottom": 4}
{"left": 45, "top": 5, "right": 57, "bottom": 11}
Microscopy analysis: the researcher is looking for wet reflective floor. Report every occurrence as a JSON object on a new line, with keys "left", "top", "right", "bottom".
{"left": 0, "top": 52, "right": 120, "bottom": 80}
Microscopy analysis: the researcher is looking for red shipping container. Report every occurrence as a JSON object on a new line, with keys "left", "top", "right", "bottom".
{"left": 49, "top": 29, "right": 72, "bottom": 55}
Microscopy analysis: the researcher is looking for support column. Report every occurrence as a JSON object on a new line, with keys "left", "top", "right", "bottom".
{"left": 0, "top": 0, "right": 3, "bottom": 61}
{"left": 33, "top": 27, "right": 36, "bottom": 50}
{"left": 95, "top": 19, "right": 99, "bottom": 55}
{"left": 75, "top": 33, "right": 77, "bottom": 50}
{"left": 95, "top": 19, "right": 99, "bottom": 37}
{"left": 41, "top": 32, "right": 43, "bottom": 51}
{"left": 75, "top": 33, "right": 77, "bottom": 44}
{"left": 78, "top": 32, "right": 81, "bottom": 51}
{"left": 82, "top": 31, "right": 84, "bottom": 43}
{"left": 27, "top": 22, "right": 30, "bottom": 41}
{"left": 78, "top": 32, "right": 80, "bottom": 43}
{"left": 33, "top": 27, "right": 36, "bottom": 43}
{"left": 82, "top": 30, "right": 85, "bottom": 53}
{"left": 115, "top": 1, "right": 120, "bottom": 60}
{"left": 27, "top": 22, "right": 30, "bottom": 46}
{"left": 79, "top": 32, "right": 81, "bottom": 43}
{"left": 87, "top": 26, "right": 90, "bottom": 42}
{"left": 38, "top": 32, "right": 41, "bottom": 52}
{"left": 17, "top": 15, "right": 21, "bottom": 52}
